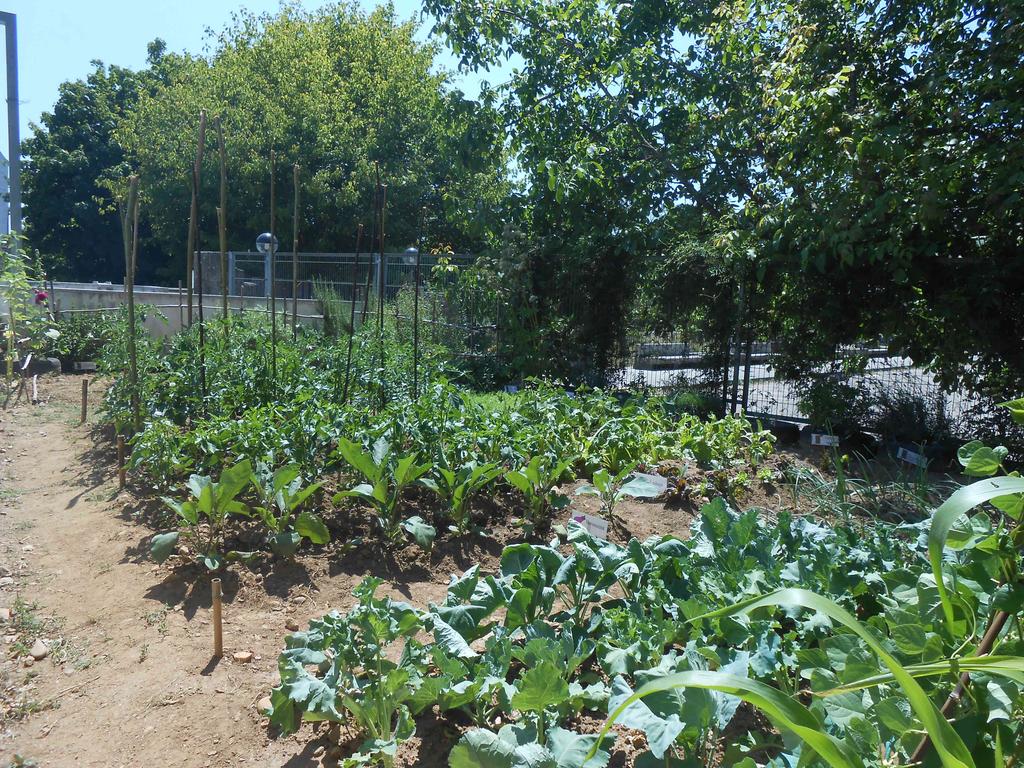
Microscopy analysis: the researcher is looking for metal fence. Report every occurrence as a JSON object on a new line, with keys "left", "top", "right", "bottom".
{"left": 616, "top": 333, "right": 974, "bottom": 430}
{"left": 195, "top": 250, "right": 475, "bottom": 303}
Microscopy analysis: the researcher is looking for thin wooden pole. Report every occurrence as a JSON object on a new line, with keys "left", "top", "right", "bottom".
{"left": 269, "top": 150, "right": 277, "bottom": 382}
{"left": 186, "top": 111, "right": 207, "bottom": 326}
{"left": 412, "top": 208, "right": 424, "bottom": 400}
{"left": 211, "top": 577, "right": 223, "bottom": 658}
{"left": 291, "top": 164, "right": 300, "bottom": 338}
{"left": 216, "top": 116, "right": 229, "bottom": 324}
{"left": 80, "top": 378, "right": 88, "bottom": 424}
{"left": 361, "top": 187, "right": 376, "bottom": 324}
{"left": 122, "top": 175, "right": 140, "bottom": 432}
{"left": 177, "top": 280, "right": 183, "bottom": 329}
{"left": 342, "top": 223, "right": 364, "bottom": 405}
{"left": 117, "top": 434, "right": 126, "bottom": 490}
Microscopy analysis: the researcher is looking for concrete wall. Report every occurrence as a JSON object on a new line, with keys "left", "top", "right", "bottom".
{"left": 6, "top": 281, "right": 328, "bottom": 337}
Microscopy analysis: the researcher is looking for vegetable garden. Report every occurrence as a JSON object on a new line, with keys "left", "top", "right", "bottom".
{"left": 77, "top": 304, "right": 1024, "bottom": 768}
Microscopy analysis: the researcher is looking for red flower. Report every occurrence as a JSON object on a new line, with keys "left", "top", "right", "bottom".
{"left": 34, "top": 291, "right": 48, "bottom": 304}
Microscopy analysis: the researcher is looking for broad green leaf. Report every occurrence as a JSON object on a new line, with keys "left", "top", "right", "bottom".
{"left": 545, "top": 727, "right": 611, "bottom": 768}
{"left": 295, "top": 511, "right": 330, "bottom": 545}
{"left": 512, "top": 661, "right": 570, "bottom": 713}
{"left": 150, "top": 531, "right": 179, "bottom": 563}
{"left": 962, "top": 446, "right": 1004, "bottom": 477}
{"left": 402, "top": 515, "right": 436, "bottom": 551}
{"left": 997, "top": 397, "right": 1024, "bottom": 425}
{"left": 618, "top": 473, "right": 665, "bottom": 500}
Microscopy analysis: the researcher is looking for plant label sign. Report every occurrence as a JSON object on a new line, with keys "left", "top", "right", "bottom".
{"left": 569, "top": 512, "right": 608, "bottom": 539}
{"left": 896, "top": 446, "right": 928, "bottom": 468}
{"left": 811, "top": 433, "right": 839, "bottom": 447}
{"left": 73, "top": 361, "right": 98, "bottom": 372}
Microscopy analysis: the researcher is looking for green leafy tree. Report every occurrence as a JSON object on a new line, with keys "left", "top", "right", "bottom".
{"left": 22, "top": 41, "right": 185, "bottom": 283}
{"left": 427, "top": 0, "right": 1024, "bottom": 396}
{"left": 118, "top": 2, "right": 510, "bottom": 278}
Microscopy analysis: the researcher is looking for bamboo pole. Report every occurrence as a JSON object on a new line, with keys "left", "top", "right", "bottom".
{"left": 216, "top": 116, "right": 228, "bottom": 324}
{"left": 269, "top": 150, "right": 277, "bottom": 382}
{"left": 117, "top": 434, "right": 126, "bottom": 490}
{"left": 185, "top": 111, "right": 207, "bottom": 326}
{"left": 342, "top": 224, "right": 364, "bottom": 405}
{"left": 80, "top": 378, "right": 88, "bottom": 424}
{"left": 121, "top": 175, "right": 141, "bottom": 432}
{"left": 292, "top": 164, "right": 300, "bottom": 338}
{"left": 412, "top": 208, "right": 424, "bottom": 400}
{"left": 211, "top": 577, "right": 223, "bottom": 658}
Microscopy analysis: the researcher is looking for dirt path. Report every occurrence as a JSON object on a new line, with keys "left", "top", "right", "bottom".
{"left": 0, "top": 377, "right": 452, "bottom": 767}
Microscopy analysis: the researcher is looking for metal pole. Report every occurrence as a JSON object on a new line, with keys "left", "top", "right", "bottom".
{"left": 0, "top": 13, "right": 21, "bottom": 234}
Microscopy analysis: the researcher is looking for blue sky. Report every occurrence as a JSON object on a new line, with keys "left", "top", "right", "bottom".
{"left": 0, "top": 0, "right": 509, "bottom": 152}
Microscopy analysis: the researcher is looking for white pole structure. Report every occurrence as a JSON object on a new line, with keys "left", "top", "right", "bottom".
{"left": 0, "top": 12, "right": 21, "bottom": 234}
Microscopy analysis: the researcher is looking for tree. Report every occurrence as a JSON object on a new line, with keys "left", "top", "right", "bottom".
{"left": 426, "top": 0, "right": 1024, "bottom": 396}
{"left": 22, "top": 41, "right": 184, "bottom": 283}
{"left": 117, "top": 1, "right": 510, "bottom": 283}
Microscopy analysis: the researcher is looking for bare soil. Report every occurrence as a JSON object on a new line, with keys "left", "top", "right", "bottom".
{"left": 0, "top": 375, "right": 802, "bottom": 768}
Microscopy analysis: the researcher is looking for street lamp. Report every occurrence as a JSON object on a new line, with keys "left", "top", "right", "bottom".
{"left": 255, "top": 232, "right": 278, "bottom": 254}
{"left": 255, "top": 232, "right": 278, "bottom": 298}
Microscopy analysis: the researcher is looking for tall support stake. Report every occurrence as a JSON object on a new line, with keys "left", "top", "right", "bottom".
{"left": 361, "top": 183, "right": 377, "bottom": 324}
{"left": 291, "top": 164, "right": 300, "bottom": 338}
{"left": 412, "top": 208, "right": 425, "bottom": 400}
{"left": 185, "top": 111, "right": 207, "bottom": 326}
{"left": 216, "top": 116, "right": 228, "bottom": 324}
{"left": 342, "top": 224, "right": 364, "bottom": 405}
{"left": 377, "top": 182, "right": 387, "bottom": 334}
{"left": 269, "top": 151, "right": 277, "bottom": 382}
{"left": 121, "top": 175, "right": 140, "bottom": 432}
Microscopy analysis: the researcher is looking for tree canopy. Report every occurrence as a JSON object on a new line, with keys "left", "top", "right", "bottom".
{"left": 426, "top": 0, "right": 1024, "bottom": 393}
{"left": 23, "top": 2, "right": 509, "bottom": 284}
{"left": 117, "top": 1, "right": 509, "bottom": 280}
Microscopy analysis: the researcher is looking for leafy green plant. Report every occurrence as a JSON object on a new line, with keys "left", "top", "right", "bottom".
{"left": 251, "top": 463, "right": 328, "bottom": 558}
{"left": 150, "top": 459, "right": 254, "bottom": 570}
{"left": 505, "top": 455, "right": 573, "bottom": 531}
{"left": 422, "top": 460, "right": 503, "bottom": 533}
{"left": 333, "top": 437, "right": 435, "bottom": 549}
{"left": 575, "top": 465, "right": 664, "bottom": 519}
{"left": 268, "top": 578, "right": 427, "bottom": 767}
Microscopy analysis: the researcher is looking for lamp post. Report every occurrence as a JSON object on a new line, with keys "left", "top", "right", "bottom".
{"left": 255, "top": 231, "right": 278, "bottom": 297}
{"left": 256, "top": 231, "right": 279, "bottom": 379}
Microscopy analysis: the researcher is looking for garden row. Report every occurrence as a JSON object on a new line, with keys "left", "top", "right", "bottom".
{"left": 85, "top": 313, "right": 774, "bottom": 567}
{"left": 270, "top": 409, "right": 1024, "bottom": 768}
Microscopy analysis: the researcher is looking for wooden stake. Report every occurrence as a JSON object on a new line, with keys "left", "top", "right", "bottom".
{"left": 211, "top": 578, "right": 223, "bottom": 658}
{"left": 292, "top": 164, "right": 300, "bottom": 338}
{"left": 216, "top": 116, "right": 229, "bottom": 324}
{"left": 185, "top": 111, "right": 208, "bottom": 326}
{"left": 342, "top": 224, "right": 364, "bottom": 405}
{"left": 31, "top": 374, "right": 37, "bottom": 404}
{"left": 269, "top": 150, "right": 277, "bottom": 382}
{"left": 117, "top": 435, "right": 126, "bottom": 490}
{"left": 122, "top": 175, "right": 141, "bottom": 432}
{"left": 80, "top": 378, "right": 88, "bottom": 424}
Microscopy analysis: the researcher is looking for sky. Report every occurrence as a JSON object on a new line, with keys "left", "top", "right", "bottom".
{"left": 0, "top": 0, "right": 508, "bottom": 154}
